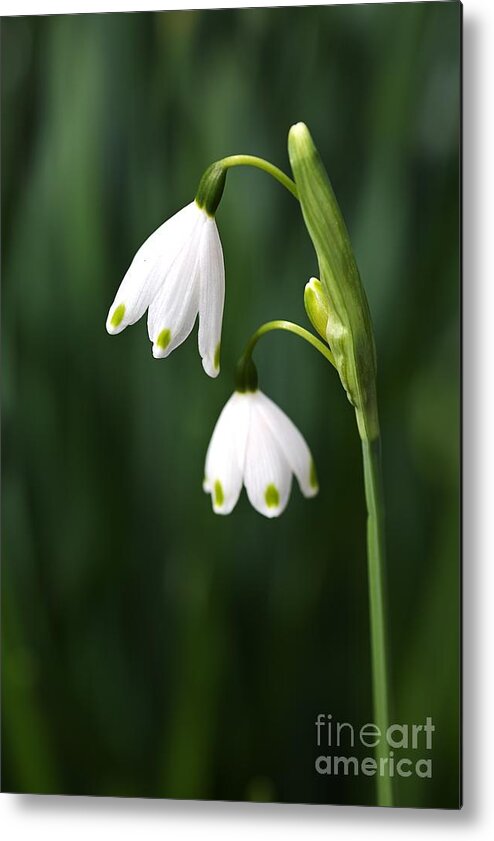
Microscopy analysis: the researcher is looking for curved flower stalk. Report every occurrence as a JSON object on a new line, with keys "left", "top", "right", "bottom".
{"left": 106, "top": 200, "right": 225, "bottom": 377}
{"left": 203, "top": 389, "right": 318, "bottom": 518}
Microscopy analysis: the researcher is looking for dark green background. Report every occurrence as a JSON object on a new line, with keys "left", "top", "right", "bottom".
{"left": 1, "top": 2, "right": 460, "bottom": 808}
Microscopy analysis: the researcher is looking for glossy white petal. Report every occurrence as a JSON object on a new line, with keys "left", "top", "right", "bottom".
{"left": 146, "top": 217, "right": 206, "bottom": 358}
{"left": 255, "top": 391, "right": 318, "bottom": 497}
{"left": 203, "top": 393, "right": 251, "bottom": 515}
{"left": 244, "top": 398, "right": 293, "bottom": 518}
{"left": 106, "top": 202, "right": 203, "bottom": 335}
{"left": 198, "top": 219, "right": 225, "bottom": 378}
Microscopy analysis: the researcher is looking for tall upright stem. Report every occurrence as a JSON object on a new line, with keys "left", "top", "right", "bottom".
{"left": 361, "top": 434, "right": 393, "bottom": 807}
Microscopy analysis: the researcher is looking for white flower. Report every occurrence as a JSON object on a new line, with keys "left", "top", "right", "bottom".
{"left": 203, "top": 390, "right": 319, "bottom": 518}
{"left": 106, "top": 201, "right": 225, "bottom": 377}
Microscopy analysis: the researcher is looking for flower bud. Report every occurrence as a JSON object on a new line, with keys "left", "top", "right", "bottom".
{"left": 304, "top": 277, "right": 330, "bottom": 341}
{"left": 288, "top": 122, "right": 378, "bottom": 440}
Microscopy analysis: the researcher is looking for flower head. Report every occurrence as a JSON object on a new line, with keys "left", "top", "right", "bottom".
{"left": 106, "top": 201, "right": 224, "bottom": 377}
{"left": 203, "top": 389, "right": 318, "bottom": 518}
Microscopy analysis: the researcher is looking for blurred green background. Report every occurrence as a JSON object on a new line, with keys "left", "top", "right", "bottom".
{"left": 1, "top": 2, "right": 460, "bottom": 808}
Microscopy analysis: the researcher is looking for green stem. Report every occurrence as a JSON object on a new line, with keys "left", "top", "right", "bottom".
{"left": 220, "top": 155, "right": 299, "bottom": 199}
{"left": 361, "top": 434, "right": 393, "bottom": 807}
{"left": 243, "top": 319, "right": 335, "bottom": 367}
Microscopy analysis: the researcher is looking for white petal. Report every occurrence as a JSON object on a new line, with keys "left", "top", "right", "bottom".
{"left": 255, "top": 391, "right": 318, "bottom": 498}
{"left": 147, "top": 250, "right": 201, "bottom": 359}
{"left": 106, "top": 202, "right": 203, "bottom": 335}
{"left": 197, "top": 219, "right": 225, "bottom": 378}
{"left": 204, "top": 392, "right": 251, "bottom": 515}
{"left": 244, "top": 397, "right": 293, "bottom": 518}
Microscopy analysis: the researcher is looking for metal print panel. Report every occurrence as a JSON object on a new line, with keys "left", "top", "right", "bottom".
{"left": 1, "top": 1, "right": 461, "bottom": 809}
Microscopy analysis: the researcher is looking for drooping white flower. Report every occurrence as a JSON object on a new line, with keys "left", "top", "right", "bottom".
{"left": 203, "top": 390, "right": 319, "bottom": 518}
{"left": 106, "top": 201, "right": 224, "bottom": 377}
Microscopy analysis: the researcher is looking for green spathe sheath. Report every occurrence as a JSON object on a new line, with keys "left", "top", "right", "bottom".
{"left": 288, "top": 122, "right": 379, "bottom": 442}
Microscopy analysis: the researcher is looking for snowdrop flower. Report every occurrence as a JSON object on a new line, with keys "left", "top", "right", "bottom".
{"left": 106, "top": 200, "right": 224, "bottom": 377}
{"left": 203, "top": 390, "right": 318, "bottom": 518}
